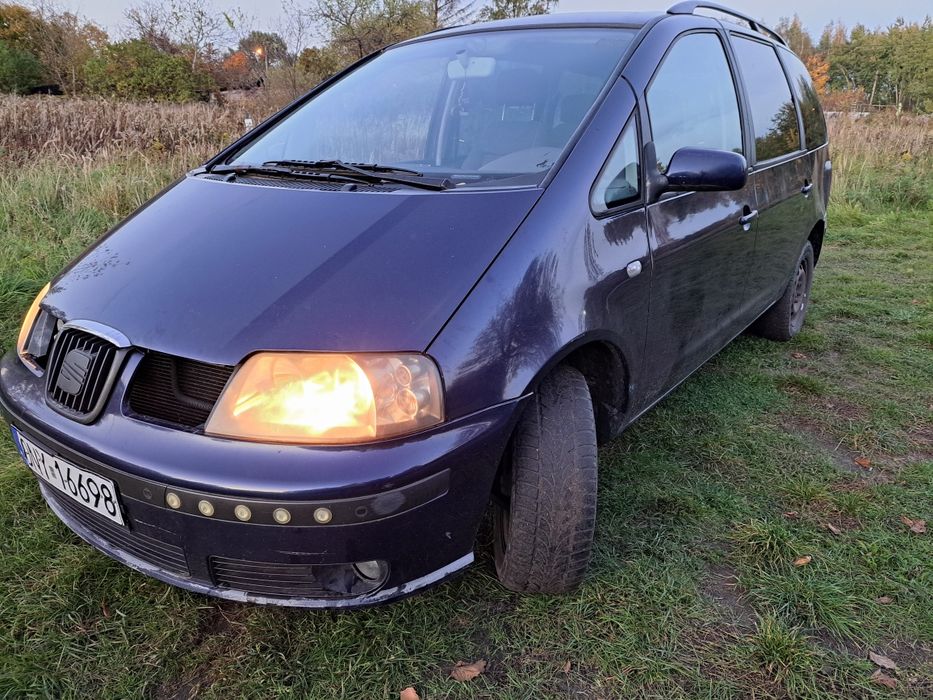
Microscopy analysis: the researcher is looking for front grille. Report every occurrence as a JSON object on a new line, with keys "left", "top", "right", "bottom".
{"left": 210, "top": 557, "right": 366, "bottom": 598}
{"left": 46, "top": 329, "right": 122, "bottom": 422}
{"left": 49, "top": 490, "right": 190, "bottom": 576}
{"left": 128, "top": 352, "right": 234, "bottom": 429}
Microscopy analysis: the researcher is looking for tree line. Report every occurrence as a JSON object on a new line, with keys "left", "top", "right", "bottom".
{"left": 0, "top": 0, "right": 555, "bottom": 101}
{"left": 1, "top": 2, "right": 929, "bottom": 113}
{"left": 776, "top": 14, "right": 931, "bottom": 113}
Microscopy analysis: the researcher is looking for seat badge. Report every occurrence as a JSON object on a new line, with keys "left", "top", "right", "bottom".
{"left": 56, "top": 348, "right": 95, "bottom": 395}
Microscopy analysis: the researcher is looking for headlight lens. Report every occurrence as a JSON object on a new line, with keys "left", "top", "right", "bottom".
{"left": 205, "top": 352, "right": 444, "bottom": 444}
{"left": 16, "top": 282, "right": 50, "bottom": 362}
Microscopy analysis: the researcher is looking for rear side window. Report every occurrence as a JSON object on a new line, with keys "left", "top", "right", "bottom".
{"left": 780, "top": 49, "right": 828, "bottom": 150}
{"left": 731, "top": 36, "right": 801, "bottom": 161}
{"left": 591, "top": 116, "right": 640, "bottom": 214}
{"left": 646, "top": 32, "right": 743, "bottom": 172}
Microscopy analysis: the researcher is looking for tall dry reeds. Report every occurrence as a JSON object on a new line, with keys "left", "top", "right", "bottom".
{"left": 827, "top": 113, "right": 932, "bottom": 212}
{"left": 1, "top": 95, "right": 930, "bottom": 214}
{"left": 0, "top": 95, "right": 282, "bottom": 165}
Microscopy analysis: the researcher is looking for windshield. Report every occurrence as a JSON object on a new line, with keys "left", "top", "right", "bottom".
{"left": 229, "top": 28, "right": 636, "bottom": 188}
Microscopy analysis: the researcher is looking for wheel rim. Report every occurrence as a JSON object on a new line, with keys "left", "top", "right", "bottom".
{"left": 790, "top": 260, "right": 810, "bottom": 329}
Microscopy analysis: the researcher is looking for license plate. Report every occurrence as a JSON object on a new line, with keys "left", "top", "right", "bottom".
{"left": 11, "top": 427, "right": 125, "bottom": 526}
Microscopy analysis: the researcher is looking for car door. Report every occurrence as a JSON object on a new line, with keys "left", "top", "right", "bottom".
{"left": 637, "top": 31, "right": 759, "bottom": 405}
{"left": 586, "top": 112, "right": 651, "bottom": 428}
{"left": 780, "top": 46, "right": 831, "bottom": 238}
{"left": 729, "top": 33, "right": 811, "bottom": 314}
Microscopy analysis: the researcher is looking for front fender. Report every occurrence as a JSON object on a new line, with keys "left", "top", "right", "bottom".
{"left": 429, "top": 77, "right": 651, "bottom": 422}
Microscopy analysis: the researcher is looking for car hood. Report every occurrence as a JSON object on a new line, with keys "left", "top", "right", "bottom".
{"left": 44, "top": 175, "right": 541, "bottom": 365}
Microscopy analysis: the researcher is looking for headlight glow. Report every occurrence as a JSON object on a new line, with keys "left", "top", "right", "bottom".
{"left": 205, "top": 352, "right": 443, "bottom": 444}
{"left": 16, "top": 282, "right": 50, "bottom": 363}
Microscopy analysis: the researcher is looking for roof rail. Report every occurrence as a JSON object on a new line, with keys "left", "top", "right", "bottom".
{"left": 667, "top": 2, "right": 787, "bottom": 46}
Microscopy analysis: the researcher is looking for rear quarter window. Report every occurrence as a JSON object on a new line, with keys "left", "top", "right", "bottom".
{"left": 731, "top": 35, "right": 801, "bottom": 162}
{"left": 779, "top": 49, "right": 828, "bottom": 150}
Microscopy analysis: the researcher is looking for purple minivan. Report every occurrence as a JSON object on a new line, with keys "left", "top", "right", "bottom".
{"left": 1, "top": 4, "right": 830, "bottom": 607}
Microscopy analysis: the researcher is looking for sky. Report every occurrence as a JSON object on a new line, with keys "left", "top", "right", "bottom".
{"left": 71, "top": 0, "right": 932, "bottom": 39}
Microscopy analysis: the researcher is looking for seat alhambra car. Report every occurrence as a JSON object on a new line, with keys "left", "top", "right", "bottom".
{"left": 2, "top": 3, "right": 830, "bottom": 607}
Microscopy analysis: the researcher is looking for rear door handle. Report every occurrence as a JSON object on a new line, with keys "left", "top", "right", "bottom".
{"left": 801, "top": 182, "right": 814, "bottom": 196}
{"left": 739, "top": 209, "right": 759, "bottom": 231}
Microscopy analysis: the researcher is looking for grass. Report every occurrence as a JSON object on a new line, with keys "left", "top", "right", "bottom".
{"left": 0, "top": 110, "right": 930, "bottom": 698}
{"left": 0, "top": 95, "right": 266, "bottom": 164}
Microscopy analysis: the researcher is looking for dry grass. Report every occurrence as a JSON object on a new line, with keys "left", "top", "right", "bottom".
{"left": 1, "top": 95, "right": 930, "bottom": 212}
{"left": 827, "top": 113, "right": 932, "bottom": 162}
{"left": 0, "top": 94, "right": 283, "bottom": 165}
{"left": 826, "top": 113, "right": 932, "bottom": 212}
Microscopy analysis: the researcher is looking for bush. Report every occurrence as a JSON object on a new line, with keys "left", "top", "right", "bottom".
{"left": 84, "top": 40, "right": 214, "bottom": 102}
{"left": 0, "top": 40, "right": 43, "bottom": 94}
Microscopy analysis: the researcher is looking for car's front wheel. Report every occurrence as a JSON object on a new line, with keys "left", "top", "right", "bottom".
{"left": 751, "top": 241, "right": 815, "bottom": 341}
{"left": 493, "top": 365, "right": 598, "bottom": 594}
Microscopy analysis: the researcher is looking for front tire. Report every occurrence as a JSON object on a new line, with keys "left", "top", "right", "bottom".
{"left": 493, "top": 365, "right": 598, "bottom": 594}
{"left": 751, "top": 241, "right": 815, "bottom": 342}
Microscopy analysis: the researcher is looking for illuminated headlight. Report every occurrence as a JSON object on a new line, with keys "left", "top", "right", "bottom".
{"left": 204, "top": 353, "right": 444, "bottom": 444}
{"left": 16, "top": 282, "right": 50, "bottom": 365}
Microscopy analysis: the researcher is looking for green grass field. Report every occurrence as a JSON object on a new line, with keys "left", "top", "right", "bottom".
{"left": 0, "top": 130, "right": 930, "bottom": 698}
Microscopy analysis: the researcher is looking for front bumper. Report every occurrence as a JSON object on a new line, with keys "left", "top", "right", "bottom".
{"left": 0, "top": 350, "right": 524, "bottom": 607}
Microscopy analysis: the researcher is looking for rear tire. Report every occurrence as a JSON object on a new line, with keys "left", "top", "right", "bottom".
{"left": 751, "top": 241, "right": 815, "bottom": 342}
{"left": 493, "top": 365, "right": 598, "bottom": 594}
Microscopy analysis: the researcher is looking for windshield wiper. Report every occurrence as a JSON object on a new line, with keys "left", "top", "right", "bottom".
{"left": 269, "top": 159, "right": 423, "bottom": 176}
{"left": 208, "top": 163, "right": 372, "bottom": 186}
{"left": 263, "top": 159, "right": 452, "bottom": 191}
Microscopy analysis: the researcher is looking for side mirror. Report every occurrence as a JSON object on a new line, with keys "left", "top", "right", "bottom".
{"left": 663, "top": 147, "right": 748, "bottom": 193}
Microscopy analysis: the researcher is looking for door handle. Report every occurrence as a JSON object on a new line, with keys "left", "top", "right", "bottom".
{"left": 801, "top": 182, "right": 814, "bottom": 196}
{"left": 739, "top": 209, "right": 759, "bottom": 231}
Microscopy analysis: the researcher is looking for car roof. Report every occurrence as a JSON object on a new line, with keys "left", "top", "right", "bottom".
{"left": 400, "top": 12, "right": 661, "bottom": 43}
{"left": 400, "top": 8, "right": 787, "bottom": 49}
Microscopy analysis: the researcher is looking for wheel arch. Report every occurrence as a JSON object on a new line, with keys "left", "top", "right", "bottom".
{"left": 808, "top": 219, "right": 825, "bottom": 266}
{"left": 523, "top": 334, "right": 631, "bottom": 444}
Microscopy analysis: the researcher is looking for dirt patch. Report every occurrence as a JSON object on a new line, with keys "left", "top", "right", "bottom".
{"left": 153, "top": 676, "right": 203, "bottom": 700}
{"left": 898, "top": 421, "right": 933, "bottom": 465}
{"left": 815, "top": 396, "right": 868, "bottom": 423}
{"left": 811, "top": 627, "right": 933, "bottom": 695}
{"left": 883, "top": 639, "right": 933, "bottom": 669}
{"left": 810, "top": 626, "right": 865, "bottom": 660}
{"left": 887, "top": 452, "right": 933, "bottom": 477}
{"left": 781, "top": 415, "right": 902, "bottom": 486}
{"left": 782, "top": 416, "right": 866, "bottom": 474}
{"left": 152, "top": 602, "right": 246, "bottom": 700}
{"left": 699, "top": 562, "right": 757, "bottom": 632}
{"left": 802, "top": 498, "right": 863, "bottom": 531}
{"left": 194, "top": 603, "right": 238, "bottom": 639}
{"left": 891, "top": 639, "right": 933, "bottom": 698}
{"left": 511, "top": 653, "right": 608, "bottom": 699}
{"left": 677, "top": 620, "right": 786, "bottom": 698}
